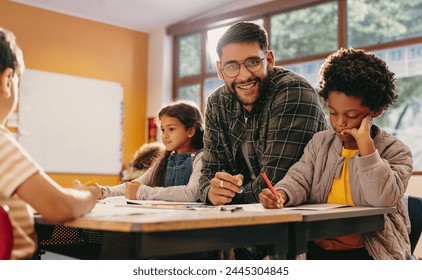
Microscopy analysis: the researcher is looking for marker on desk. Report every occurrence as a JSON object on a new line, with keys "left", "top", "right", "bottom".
{"left": 222, "top": 170, "right": 245, "bottom": 192}
{"left": 221, "top": 206, "right": 243, "bottom": 212}
{"left": 261, "top": 172, "right": 278, "bottom": 197}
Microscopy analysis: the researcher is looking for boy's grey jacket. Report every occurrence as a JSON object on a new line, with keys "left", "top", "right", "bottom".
{"left": 276, "top": 125, "right": 413, "bottom": 260}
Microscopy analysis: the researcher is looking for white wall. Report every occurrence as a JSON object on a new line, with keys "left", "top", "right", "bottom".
{"left": 146, "top": 28, "right": 173, "bottom": 142}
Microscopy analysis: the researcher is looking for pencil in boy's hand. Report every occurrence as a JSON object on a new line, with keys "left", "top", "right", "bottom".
{"left": 262, "top": 173, "right": 278, "bottom": 197}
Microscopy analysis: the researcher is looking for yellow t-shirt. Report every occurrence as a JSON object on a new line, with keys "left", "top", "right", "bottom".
{"left": 314, "top": 147, "right": 365, "bottom": 250}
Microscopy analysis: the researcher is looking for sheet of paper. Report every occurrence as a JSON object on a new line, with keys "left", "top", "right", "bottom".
{"left": 285, "top": 203, "right": 349, "bottom": 211}
{"left": 97, "top": 196, "right": 127, "bottom": 205}
{"left": 126, "top": 199, "right": 204, "bottom": 206}
{"left": 84, "top": 203, "right": 177, "bottom": 217}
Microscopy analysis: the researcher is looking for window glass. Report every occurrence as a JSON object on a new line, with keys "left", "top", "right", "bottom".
{"left": 178, "top": 33, "right": 201, "bottom": 78}
{"left": 177, "top": 84, "right": 201, "bottom": 107}
{"left": 348, "top": 0, "right": 422, "bottom": 47}
{"left": 270, "top": 1, "right": 338, "bottom": 60}
{"left": 206, "top": 26, "right": 230, "bottom": 74}
{"left": 351, "top": 44, "right": 422, "bottom": 170}
{"left": 375, "top": 75, "right": 422, "bottom": 171}
{"left": 285, "top": 59, "right": 325, "bottom": 87}
{"left": 203, "top": 77, "right": 224, "bottom": 109}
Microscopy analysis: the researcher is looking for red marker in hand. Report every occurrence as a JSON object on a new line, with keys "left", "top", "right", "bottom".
{"left": 262, "top": 173, "right": 278, "bottom": 196}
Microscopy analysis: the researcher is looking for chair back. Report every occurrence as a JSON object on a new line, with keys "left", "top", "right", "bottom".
{"left": 0, "top": 205, "right": 13, "bottom": 260}
{"left": 408, "top": 195, "right": 422, "bottom": 254}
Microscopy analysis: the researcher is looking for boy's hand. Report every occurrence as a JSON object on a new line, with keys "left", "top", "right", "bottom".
{"left": 125, "top": 180, "right": 141, "bottom": 200}
{"left": 259, "top": 189, "right": 286, "bottom": 209}
{"left": 72, "top": 179, "right": 102, "bottom": 200}
{"left": 341, "top": 115, "right": 375, "bottom": 156}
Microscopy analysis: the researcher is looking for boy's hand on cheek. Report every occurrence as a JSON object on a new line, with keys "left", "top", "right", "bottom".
{"left": 342, "top": 115, "right": 375, "bottom": 156}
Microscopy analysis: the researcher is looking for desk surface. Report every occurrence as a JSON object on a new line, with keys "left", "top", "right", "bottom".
{"left": 34, "top": 204, "right": 393, "bottom": 259}
{"left": 297, "top": 206, "right": 395, "bottom": 221}
{"left": 34, "top": 204, "right": 394, "bottom": 234}
{"left": 35, "top": 203, "right": 302, "bottom": 259}
{"left": 35, "top": 203, "right": 302, "bottom": 233}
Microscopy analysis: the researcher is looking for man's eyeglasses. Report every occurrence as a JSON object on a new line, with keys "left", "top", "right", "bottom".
{"left": 221, "top": 57, "right": 266, "bottom": 78}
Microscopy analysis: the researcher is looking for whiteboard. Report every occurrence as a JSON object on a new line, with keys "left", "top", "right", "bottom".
{"left": 18, "top": 69, "right": 123, "bottom": 174}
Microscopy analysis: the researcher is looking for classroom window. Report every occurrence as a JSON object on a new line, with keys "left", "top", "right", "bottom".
{"left": 206, "top": 26, "right": 230, "bottom": 74}
{"left": 177, "top": 84, "right": 201, "bottom": 105}
{"left": 170, "top": 0, "right": 422, "bottom": 172}
{"left": 375, "top": 75, "right": 422, "bottom": 170}
{"left": 347, "top": 0, "right": 422, "bottom": 48}
{"left": 371, "top": 44, "right": 422, "bottom": 171}
{"left": 178, "top": 33, "right": 201, "bottom": 78}
{"left": 203, "top": 77, "right": 224, "bottom": 107}
{"left": 270, "top": 1, "right": 338, "bottom": 60}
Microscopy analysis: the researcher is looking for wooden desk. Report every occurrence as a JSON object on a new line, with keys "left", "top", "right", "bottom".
{"left": 35, "top": 204, "right": 302, "bottom": 259}
{"left": 287, "top": 206, "right": 395, "bottom": 259}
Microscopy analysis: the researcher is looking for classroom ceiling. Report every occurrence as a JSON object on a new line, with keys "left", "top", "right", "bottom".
{"left": 12, "top": 0, "right": 275, "bottom": 33}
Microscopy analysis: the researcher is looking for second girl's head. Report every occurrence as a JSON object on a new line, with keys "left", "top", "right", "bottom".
{"left": 158, "top": 100, "right": 204, "bottom": 153}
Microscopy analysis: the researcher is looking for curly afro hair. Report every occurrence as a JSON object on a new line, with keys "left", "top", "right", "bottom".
{"left": 131, "top": 142, "right": 165, "bottom": 170}
{"left": 318, "top": 48, "right": 397, "bottom": 113}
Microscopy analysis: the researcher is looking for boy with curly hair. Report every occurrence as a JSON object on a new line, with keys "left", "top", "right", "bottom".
{"left": 259, "top": 48, "right": 413, "bottom": 260}
{"left": 121, "top": 142, "right": 165, "bottom": 182}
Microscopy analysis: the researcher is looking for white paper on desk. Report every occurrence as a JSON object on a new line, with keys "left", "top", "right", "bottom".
{"left": 85, "top": 203, "right": 176, "bottom": 217}
{"left": 236, "top": 203, "right": 268, "bottom": 212}
{"left": 97, "top": 196, "right": 127, "bottom": 205}
{"left": 285, "top": 203, "right": 349, "bottom": 211}
{"left": 126, "top": 199, "right": 204, "bottom": 206}
{"left": 118, "top": 203, "right": 220, "bottom": 211}
{"left": 125, "top": 199, "right": 211, "bottom": 210}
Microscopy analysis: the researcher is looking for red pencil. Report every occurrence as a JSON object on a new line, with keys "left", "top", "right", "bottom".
{"left": 262, "top": 172, "right": 278, "bottom": 196}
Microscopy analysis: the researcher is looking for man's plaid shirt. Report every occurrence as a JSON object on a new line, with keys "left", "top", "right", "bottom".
{"left": 199, "top": 66, "right": 328, "bottom": 203}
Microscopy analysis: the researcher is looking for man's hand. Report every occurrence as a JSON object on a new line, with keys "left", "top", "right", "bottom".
{"left": 208, "top": 172, "right": 243, "bottom": 205}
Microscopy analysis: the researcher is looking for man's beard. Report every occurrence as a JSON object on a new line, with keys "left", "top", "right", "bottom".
{"left": 230, "top": 76, "right": 269, "bottom": 107}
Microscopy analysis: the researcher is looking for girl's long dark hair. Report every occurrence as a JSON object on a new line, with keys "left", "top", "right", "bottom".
{"left": 149, "top": 100, "right": 204, "bottom": 187}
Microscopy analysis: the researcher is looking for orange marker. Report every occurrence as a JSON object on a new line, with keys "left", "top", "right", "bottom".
{"left": 262, "top": 173, "right": 278, "bottom": 196}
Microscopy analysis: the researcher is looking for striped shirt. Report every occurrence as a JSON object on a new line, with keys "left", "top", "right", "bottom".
{"left": 199, "top": 67, "right": 328, "bottom": 203}
{"left": 0, "top": 125, "right": 41, "bottom": 259}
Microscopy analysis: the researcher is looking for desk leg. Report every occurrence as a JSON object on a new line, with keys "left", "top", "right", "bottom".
{"left": 288, "top": 222, "right": 309, "bottom": 260}
{"left": 100, "top": 231, "right": 140, "bottom": 259}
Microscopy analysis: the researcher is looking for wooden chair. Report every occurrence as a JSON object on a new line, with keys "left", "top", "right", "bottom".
{"left": 0, "top": 205, "right": 13, "bottom": 260}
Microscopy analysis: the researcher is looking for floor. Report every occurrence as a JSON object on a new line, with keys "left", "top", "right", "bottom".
{"left": 41, "top": 251, "right": 78, "bottom": 260}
